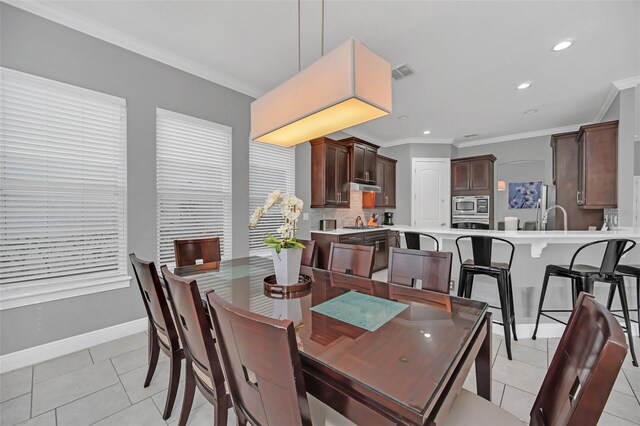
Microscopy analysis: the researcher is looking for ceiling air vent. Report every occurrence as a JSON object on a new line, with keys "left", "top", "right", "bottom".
{"left": 392, "top": 64, "right": 414, "bottom": 80}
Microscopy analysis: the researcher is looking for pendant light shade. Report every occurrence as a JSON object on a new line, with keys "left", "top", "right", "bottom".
{"left": 251, "top": 38, "right": 392, "bottom": 147}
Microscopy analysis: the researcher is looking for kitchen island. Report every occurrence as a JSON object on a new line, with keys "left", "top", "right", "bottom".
{"left": 312, "top": 226, "right": 640, "bottom": 338}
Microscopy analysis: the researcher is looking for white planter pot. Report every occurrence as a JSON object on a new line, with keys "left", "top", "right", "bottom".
{"left": 272, "top": 248, "right": 302, "bottom": 285}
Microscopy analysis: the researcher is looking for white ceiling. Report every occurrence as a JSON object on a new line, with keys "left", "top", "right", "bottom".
{"left": 16, "top": 0, "right": 640, "bottom": 146}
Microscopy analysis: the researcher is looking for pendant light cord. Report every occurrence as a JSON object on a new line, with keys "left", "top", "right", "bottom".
{"left": 297, "top": 0, "right": 301, "bottom": 71}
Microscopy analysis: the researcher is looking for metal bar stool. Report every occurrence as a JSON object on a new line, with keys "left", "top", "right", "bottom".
{"left": 612, "top": 264, "right": 640, "bottom": 337}
{"left": 532, "top": 239, "right": 637, "bottom": 367}
{"left": 455, "top": 235, "right": 517, "bottom": 359}
{"left": 404, "top": 232, "right": 439, "bottom": 251}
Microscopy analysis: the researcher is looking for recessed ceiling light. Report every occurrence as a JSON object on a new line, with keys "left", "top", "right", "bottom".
{"left": 524, "top": 109, "right": 538, "bottom": 114}
{"left": 423, "top": 130, "right": 431, "bottom": 135}
{"left": 517, "top": 82, "right": 531, "bottom": 90}
{"left": 398, "top": 115, "right": 408, "bottom": 120}
{"left": 552, "top": 40, "right": 573, "bottom": 51}
{"left": 464, "top": 133, "right": 479, "bottom": 138}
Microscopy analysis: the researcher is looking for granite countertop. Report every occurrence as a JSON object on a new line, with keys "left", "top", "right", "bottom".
{"left": 310, "top": 226, "right": 394, "bottom": 236}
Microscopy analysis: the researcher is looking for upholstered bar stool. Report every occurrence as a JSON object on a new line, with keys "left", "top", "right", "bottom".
{"left": 532, "top": 239, "right": 637, "bottom": 366}
{"left": 455, "top": 236, "right": 517, "bottom": 359}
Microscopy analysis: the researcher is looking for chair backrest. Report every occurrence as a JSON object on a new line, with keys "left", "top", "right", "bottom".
{"left": 161, "top": 266, "right": 226, "bottom": 397}
{"left": 206, "top": 291, "right": 311, "bottom": 426}
{"left": 129, "top": 254, "right": 179, "bottom": 351}
{"left": 387, "top": 247, "right": 452, "bottom": 293}
{"left": 455, "top": 235, "right": 515, "bottom": 269}
{"left": 388, "top": 284, "right": 452, "bottom": 312}
{"left": 327, "top": 243, "right": 375, "bottom": 278}
{"left": 530, "top": 292, "right": 627, "bottom": 426}
{"left": 174, "top": 237, "right": 221, "bottom": 274}
{"left": 298, "top": 239, "right": 317, "bottom": 267}
{"left": 569, "top": 239, "right": 636, "bottom": 276}
{"left": 404, "top": 232, "right": 439, "bottom": 251}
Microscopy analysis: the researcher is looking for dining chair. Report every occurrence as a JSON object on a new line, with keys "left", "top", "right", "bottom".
{"left": 404, "top": 231, "right": 439, "bottom": 251}
{"left": 327, "top": 242, "right": 375, "bottom": 278}
{"left": 442, "top": 292, "right": 627, "bottom": 426}
{"left": 298, "top": 239, "right": 317, "bottom": 267}
{"left": 387, "top": 247, "right": 452, "bottom": 293}
{"left": 173, "top": 237, "right": 221, "bottom": 275}
{"left": 161, "top": 266, "right": 231, "bottom": 426}
{"left": 129, "top": 254, "right": 183, "bottom": 420}
{"left": 206, "top": 290, "right": 312, "bottom": 425}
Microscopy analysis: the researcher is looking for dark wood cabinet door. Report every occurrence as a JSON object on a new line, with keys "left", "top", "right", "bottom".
{"left": 578, "top": 121, "right": 617, "bottom": 209}
{"left": 365, "top": 146, "right": 377, "bottom": 183}
{"left": 469, "top": 159, "right": 491, "bottom": 190}
{"left": 352, "top": 144, "right": 367, "bottom": 183}
{"left": 336, "top": 145, "right": 350, "bottom": 206}
{"left": 375, "top": 157, "right": 385, "bottom": 208}
{"left": 451, "top": 161, "right": 470, "bottom": 191}
{"left": 324, "top": 144, "right": 338, "bottom": 205}
{"left": 384, "top": 159, "right": 396, "bottom": 207}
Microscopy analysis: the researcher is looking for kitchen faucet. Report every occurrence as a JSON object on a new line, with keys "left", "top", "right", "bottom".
{"left": 542, "top": 205, "right": 568, "bottom": 231}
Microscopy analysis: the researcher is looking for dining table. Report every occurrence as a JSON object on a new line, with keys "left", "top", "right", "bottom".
{"left": 178, "top": 255, "right": 492, "bottom": 426}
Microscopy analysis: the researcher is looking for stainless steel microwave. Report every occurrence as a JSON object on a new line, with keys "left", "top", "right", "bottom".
{"left": 452, "top": 196, "right": 490, "bottom": 217}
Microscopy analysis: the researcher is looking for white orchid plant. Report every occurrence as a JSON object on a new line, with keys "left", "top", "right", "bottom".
{"left": 248, "top": 191, "right": 306, "bottom": 253}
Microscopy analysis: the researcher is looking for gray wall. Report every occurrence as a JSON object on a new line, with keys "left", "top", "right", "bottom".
{"left": 456, "top": 136, "right": 555, "bottom": 228}
{"left": 0, "top": 4, "right": 253, "bottom": 354}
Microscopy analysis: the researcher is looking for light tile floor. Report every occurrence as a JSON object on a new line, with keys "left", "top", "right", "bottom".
{"left": 1, "top": 331, "right": 638, "bottom": 425}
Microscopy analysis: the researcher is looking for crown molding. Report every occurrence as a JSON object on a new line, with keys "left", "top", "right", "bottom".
{"left": 593, "top": 75, "right": 640, "bottom": 122}
{"left": 340, "top": 127, "right": 386, "bottom": 146}
{"left": 381, "top": 137, "right": 454, "bottom": 148}
{"left": 4, "top": 0, "right": 264, "bottom": 99}
{"left": 454, "top": 124, "right": 587, "bottom": 148}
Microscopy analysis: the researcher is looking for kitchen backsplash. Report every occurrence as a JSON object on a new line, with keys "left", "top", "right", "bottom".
{"left": 309, "top": 191, "right": 392, "bottom": 229}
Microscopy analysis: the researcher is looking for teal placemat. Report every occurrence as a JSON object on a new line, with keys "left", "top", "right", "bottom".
{"left": 310, "top": 291, "right": 408, "bottom": 331}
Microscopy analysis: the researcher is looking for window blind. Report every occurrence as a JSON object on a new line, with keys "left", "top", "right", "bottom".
{"left": 156, "top": 109, "right": 232, "bottom": 269}
{"left": 0, "top": 67, "right": 128, "bottom": 293}
{"left": 249, "top": 141, "right": 296, "bottom": 255}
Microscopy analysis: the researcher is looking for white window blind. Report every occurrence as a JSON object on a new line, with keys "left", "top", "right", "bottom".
{"left": 156, "top": 109, "right": 232, "bottom": 269}
{"left": 249, "top": 141, "right": 295, "bottom": 255}
{"left": 0, "top": 68, "right": 129, "bottom": 308}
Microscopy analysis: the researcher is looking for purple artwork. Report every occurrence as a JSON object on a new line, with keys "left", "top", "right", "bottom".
{"left": 508, "top": 181, "right": 542, "bottom": 209}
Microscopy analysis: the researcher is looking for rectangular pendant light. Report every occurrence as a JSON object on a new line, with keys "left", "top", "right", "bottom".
{"left": 251, "top": 38, "right": 392, "bottom": 147}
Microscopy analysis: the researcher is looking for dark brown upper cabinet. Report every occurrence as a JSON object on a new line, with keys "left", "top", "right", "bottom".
{"left": 451, "top": 155, "right": 496, "bottom": 195}
{"left": 311, "top": 137, "right": 350, "bottom": 208}
{"left": 339, "top": 137, "right": 378, "bottom": 184}
{"left": 551, "top": 131, "right": 603, "bottom": 230}
{"left": 375, "top": 155, "right": 397, "bottom": 208}
{"left": 576, "top": 121, "right": 618, "bottom": 209}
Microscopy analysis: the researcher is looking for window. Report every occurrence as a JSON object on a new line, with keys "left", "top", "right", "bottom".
{"left": 156, "top": 109, "right": 232, "bottom": 269}
{"left": 0, "top": 68, "right": 129, "bottom": 309}
{"left": 249, "top": 141, "right": 295, "bottom": 255}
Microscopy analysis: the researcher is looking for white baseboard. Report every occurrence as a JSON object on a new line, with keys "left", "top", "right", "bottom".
{"left": 0, "top": 317, "right": 147, "bottom": 374}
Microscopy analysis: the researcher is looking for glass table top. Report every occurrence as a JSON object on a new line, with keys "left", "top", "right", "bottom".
{"left": 182, "top": 256, "right": 488, "bottom": 420}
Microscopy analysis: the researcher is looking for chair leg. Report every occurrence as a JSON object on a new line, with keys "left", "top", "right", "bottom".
{"left": 457, "top": 269, "right": 467, "bottom": 297}
{"left": 607, "top": 282, "right": 617, "bottom": 310}
{"left": 508, "top": 272, "right": 518, "bottom": 341}
{"left": 532, "top": 268, "right": 552, "bottom": 340}
{"left": 497, "top": 271, "right": 513, "bottom": 360}
{"left": 214, "top": 398, "right": 229, "bottom": 426}
{"left": 637, "top": 276, "right": 640, "bottom": 337}
{"left": 144, "top": 324, "right": 160, "bottom": 388}
{"left": 465, "top": 274, "right": 475, "bottom": 299}
{"left": 162, "top": 353, "right": 182, "bottom": 419}
{"left": 178, "top": 361, "right": 196, "bottom": 426}
{"left": 617, "top": 278, "right": 639, "bottom": 367}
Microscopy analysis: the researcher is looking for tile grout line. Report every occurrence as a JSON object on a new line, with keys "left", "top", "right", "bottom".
{"left": 622, "top": 369, "right": 640, "bottom": 405}
{"left": 111, "top": 358, "right": 134, "bottom": 406}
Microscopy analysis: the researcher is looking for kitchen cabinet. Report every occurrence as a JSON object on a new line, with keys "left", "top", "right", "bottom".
{"left": 375, "top": 155, "right": 397, "bottom": 208}
{"left": 311, "top": 137, "right": 350, "bottom": 208}
{"left": 311, "top": 230, "right": 388, "bottom": 272}
{"left": 576, "top": 121, "right": 618, "bottom": 209}
{"left": 451, "top": 155, "right": 496, "bottom": 195}
{"left": 551, "top": 131, "right": 603, "bottom": 230}
{"left": 340, "top": 137, "right": 378, "bottom": 184}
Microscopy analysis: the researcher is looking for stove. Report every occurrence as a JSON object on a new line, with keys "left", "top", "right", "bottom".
{"left": 342, "top": 225, "right": 384, "bottom": 229}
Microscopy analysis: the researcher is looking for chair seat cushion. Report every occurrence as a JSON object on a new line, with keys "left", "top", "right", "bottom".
{"left": 462, "top": 259, "right": 510, "bottom": 271}
{"left": 440, "top": 389, "right": 523, "bottom": 426}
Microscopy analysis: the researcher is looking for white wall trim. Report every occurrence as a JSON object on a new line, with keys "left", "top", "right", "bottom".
{"left": 0, "top": 318, "right": 147, "bottom": 374}
{"left": 613, "top": 76, "right": 640, "bottom": 91}
{"left": 4, "top": 0, "right": 264, "bottom": 99}
{"left": 454, "top": 124, "right": 587, "bottom": 149}
{"left": 341, "top": 127, "right": 386, "bottom": 146}
{"left": 593, "top": 75, "right": 640, "bottom": 122}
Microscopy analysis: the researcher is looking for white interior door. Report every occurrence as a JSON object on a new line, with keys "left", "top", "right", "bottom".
{"left": 412, "top": 159, "right": 450, "bottom": 228}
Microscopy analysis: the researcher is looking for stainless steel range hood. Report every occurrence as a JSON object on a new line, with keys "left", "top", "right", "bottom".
{"left": 350, "top": 182, "right": 381, "bottom": 193}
